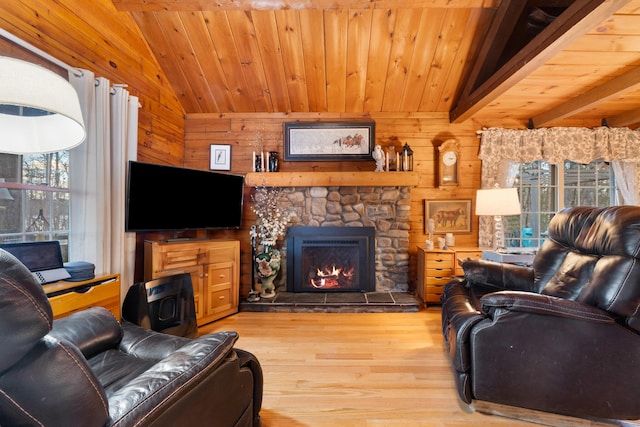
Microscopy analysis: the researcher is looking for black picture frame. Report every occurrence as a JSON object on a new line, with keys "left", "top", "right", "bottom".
{"left": 284, "top": 121, "right": 375, "bottom": 161}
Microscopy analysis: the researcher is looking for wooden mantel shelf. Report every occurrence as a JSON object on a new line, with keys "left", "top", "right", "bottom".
{"left": 245, "top": 171, "right": 420, "bottom": 187}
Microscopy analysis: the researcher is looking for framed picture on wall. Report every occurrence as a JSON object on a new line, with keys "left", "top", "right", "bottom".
{"left": 284, "top": 121, "right": 375, "bottom": 161}
{"left": 210, "top": 144, "right": 231, "bottom": 171}
{"left": 424, "top": 199, "right": 472, "bottom": 234}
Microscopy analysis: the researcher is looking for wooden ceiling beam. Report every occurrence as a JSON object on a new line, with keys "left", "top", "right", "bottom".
{"left": 531, "top": 66, "right": 640, "bottom": 127}
{"left": 449, "top": 0, "right": 632, "bottom": 124}
{"left": 457, "top": 1, "right": 528, "bottom": 103}
{"left": 112, "top": 0, "right": 500, "bottom": 12}
{"left": 604, "top": 107, "right": 640, "bottom": 128}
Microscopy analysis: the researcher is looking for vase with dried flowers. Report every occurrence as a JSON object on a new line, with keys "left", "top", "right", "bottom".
{"left": 251, "top": 186, "right": 294, "bottom": 298}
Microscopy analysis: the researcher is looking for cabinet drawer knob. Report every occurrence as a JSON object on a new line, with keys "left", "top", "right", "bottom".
{"left": 219, "top": 296, "right": 225, "bottom": 300}
{"left": 219, "top": 274, "right": 226, "bottom": 279}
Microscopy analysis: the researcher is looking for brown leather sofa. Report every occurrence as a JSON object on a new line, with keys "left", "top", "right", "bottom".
{"left": 441, "top": 205, "right": 640, "bottom": 420}
{"left": 0, "top": 249, "right": 262, "bottom": 426}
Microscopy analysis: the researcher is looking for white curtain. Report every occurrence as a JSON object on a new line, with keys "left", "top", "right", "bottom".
{"left": 68, "top": 71, "right": 138, "bottom": 294}
{"left": 478, "top": 126, "right": 640, "bottom": 247}
{"left": 110, "top": 86, "right": 138, "bottom": 289}
{"left": 612, "top": 161, "right": 639, "bottom": 205}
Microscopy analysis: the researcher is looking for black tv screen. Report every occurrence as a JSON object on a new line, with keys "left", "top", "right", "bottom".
{"left": 126, "top": 161, "right": 245, "bottom": 232}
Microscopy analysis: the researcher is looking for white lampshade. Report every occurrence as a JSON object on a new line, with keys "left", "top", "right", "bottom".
{"left": 475, "top": 187, "right": 522, "bottom": 216}
{"left": 0, "top": 56, "right": 85, "bottom": 154}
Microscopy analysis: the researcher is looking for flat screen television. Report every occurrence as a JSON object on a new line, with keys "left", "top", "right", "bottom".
{"left": 125, "top": 161, "right": 245, "bottom": 232}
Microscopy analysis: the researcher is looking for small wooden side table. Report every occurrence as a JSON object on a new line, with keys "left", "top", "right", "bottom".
{"left": 43, "top": 273, "right": 121, "bottom": 320}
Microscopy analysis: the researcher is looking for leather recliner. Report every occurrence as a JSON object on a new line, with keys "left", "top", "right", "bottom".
{"left": 441, "top": 205, "right": 640, "bottom": 420}
{"left": 0, "top": 248, "right": 263, "bottom": 426}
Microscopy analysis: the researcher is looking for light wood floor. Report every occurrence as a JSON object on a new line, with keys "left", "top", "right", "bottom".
{"left": 199, "top": 307, "right": 539, "bottom": 426}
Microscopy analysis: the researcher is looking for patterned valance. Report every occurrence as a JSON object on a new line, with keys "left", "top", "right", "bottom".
{"left": 476, "top": 126, "right": 640, "bottom": 248}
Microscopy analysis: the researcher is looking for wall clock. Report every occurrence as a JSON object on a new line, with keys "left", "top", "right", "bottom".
{"left": 438, "top": 139, "right": 460, "bottom": 188}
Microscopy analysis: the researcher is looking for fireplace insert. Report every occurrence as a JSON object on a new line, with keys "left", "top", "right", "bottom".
{"left": 286, "top": 226, "right": 375, "bottom": 293}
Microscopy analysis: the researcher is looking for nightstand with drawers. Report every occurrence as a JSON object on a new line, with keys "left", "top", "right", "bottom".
{"left": 416, "top": 247, "right": 483, "bottom": 306}
{"left": 416, "top": 248, "right": 455, "bottom": 306}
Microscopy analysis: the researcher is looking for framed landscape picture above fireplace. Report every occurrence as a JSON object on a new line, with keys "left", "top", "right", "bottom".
{"left": 425, "top": 199, "right": 472, "bottom": 234}
{"left": 284, "top": 121, "right": 375, "bottom": 161}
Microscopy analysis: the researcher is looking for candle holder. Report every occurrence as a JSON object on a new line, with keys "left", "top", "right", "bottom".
{"left": 401, "top": 143, "right": 413, "bottom": 171}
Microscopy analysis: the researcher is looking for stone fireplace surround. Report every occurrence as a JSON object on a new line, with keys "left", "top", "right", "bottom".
{"left": 277, "top": 185, "right": 412, "bottom": 293}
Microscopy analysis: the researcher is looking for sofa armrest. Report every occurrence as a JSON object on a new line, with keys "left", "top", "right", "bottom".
{"left": 49, "top": 306, "right": 122, "bottom": 359}
{"left": 480, "top": 291, "right": 615, "bottom": 324}
{"left": 235, "top": 348, "right": 264, "bottom": 425}
{"left": 108, "top": 331, "right": 240, "bottom": 424}
{"left": 461, "top": 258, "right": 536, "bottom": 292}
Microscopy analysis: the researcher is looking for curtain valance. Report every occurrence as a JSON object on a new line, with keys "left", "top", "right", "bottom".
{"left": 479, "top": 127, "right": 640, "bottom": 165}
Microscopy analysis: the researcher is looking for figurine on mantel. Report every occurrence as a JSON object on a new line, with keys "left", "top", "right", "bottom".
{"left": 373, "top": 145, "right": 385, "bottom": 172}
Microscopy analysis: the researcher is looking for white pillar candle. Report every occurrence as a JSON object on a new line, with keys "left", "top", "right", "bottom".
{"left": 252, "top": 151, "right": 256, "bottom": 172}
{"left": 261, "top": 152, "right": 265, "bottom": 172}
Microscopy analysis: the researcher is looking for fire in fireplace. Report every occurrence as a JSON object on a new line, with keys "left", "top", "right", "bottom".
{"left": 286, "top": 226, "right": 375, "bottom": 293}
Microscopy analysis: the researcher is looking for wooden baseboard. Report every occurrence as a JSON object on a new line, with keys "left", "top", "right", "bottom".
{"left": 473, "top": 401, "right": 640, "bottom": 427}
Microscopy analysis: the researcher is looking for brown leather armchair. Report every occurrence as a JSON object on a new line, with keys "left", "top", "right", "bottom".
{"left": 0, "top": 249, "right": 262, "bottom": 426}
{"left": 441, "top": 206, "right": 640, "bottom": 420}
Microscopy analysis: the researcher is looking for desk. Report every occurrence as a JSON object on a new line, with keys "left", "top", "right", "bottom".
{"left": 43, "top": 273, "right": 121, "bottom": 320}
{"left": 482, "top": 250, "right": 536, "bottom": 266}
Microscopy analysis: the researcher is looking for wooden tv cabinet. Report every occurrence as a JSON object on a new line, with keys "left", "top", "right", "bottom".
{"left": 43, "top": 273, "right": 121, "bottom": 320}
{"left": 144, "top": 239, "right": 240, "bottom": 326}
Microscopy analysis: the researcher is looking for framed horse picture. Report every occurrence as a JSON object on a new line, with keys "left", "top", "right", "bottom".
{"left": 284, "top": 121, "right": 375, "bottom": 161}
{"left": 424, "top": 199, "right": 472, "bottom": 234}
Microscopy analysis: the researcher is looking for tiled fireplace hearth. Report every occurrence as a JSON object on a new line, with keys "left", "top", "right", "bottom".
{"left": 241, "top": 184, "right": 419, "bottom": 312}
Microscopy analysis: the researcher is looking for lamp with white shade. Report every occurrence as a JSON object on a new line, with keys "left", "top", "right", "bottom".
{"left": 0, "top": 56, "right": 85, "bottom": 154}
{"left": 475, "top": 186, "right": 521, "bottom": 252}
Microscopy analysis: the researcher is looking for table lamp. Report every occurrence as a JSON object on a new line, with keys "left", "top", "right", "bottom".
{"left": 475, "top": 185, "right": 521, "bottom": 252}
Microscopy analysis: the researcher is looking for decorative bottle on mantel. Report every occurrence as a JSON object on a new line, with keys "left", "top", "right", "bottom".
{"left": 387, "top": 146, "right": 396, "bottom": 171}
{"left": 268, "top": 151, "right": 278, "bottom": 172}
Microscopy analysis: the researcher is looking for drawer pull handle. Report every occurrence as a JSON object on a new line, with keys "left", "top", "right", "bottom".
{"left": 219, "top": 274, "right": 225, "bottom": 279}
{"left": 219, "top": 296, "right": 225, "bottom": 300}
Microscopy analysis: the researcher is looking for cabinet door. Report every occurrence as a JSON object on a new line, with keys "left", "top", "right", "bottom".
{"left": 205, "top": 261, "right": 236, "bottom": 316}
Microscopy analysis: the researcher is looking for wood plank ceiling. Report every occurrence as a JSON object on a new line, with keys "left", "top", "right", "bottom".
{"left": 112, "top": 0, "right": 640, "bottom": 128}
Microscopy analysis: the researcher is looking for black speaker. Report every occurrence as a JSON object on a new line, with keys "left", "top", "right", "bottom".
{"left": 122, "top": 273, "right": 197, "bottom": 338}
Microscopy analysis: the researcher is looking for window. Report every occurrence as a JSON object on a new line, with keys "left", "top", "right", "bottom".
{"left": 0, "top": 152, "right": 70, "bottom": 259}
{"left": 505, "top": 160, "right": 617, "bottom": 248}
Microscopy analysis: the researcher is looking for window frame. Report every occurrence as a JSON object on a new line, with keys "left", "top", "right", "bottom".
{"left": 506, "top": 159, "right": 617, "bottom": 248}
{"left": 0, "top": 152, "right": 70, "bottom": 256}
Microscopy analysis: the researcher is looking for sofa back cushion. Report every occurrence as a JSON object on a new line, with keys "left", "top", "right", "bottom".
{"left": 535, "top": 206, "right": 640, "bottom": 321}
{"left": 0, "top": 249, "right": 53, "bottom": 372}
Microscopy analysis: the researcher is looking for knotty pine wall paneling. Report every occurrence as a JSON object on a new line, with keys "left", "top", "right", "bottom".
{"left": 1, "top": 0, "right": 189, "bottom": 282}
{"left": 0, "top": 0, "right": 186, "bottom": 168}
{"left": 184, "top": 112, "right": 482, "bottom": 299}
